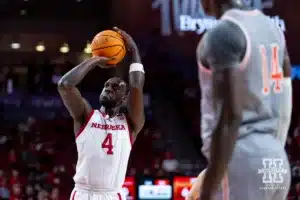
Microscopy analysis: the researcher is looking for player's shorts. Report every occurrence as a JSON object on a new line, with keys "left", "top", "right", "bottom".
{"left": 214, "top": 133, "right": 291, "bottom": 200}
{"left": 70, "top": 187, "right": 124, "bottom": 200}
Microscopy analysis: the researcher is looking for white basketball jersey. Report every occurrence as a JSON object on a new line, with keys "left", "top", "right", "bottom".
{"left": 73, "top": 109, "right": 132, "bottom": 191}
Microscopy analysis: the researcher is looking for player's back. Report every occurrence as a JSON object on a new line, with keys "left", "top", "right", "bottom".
{"left": 199, "top": 9, "right": 287, "bottom": 156}
{"left": 73, "top": 109, "right": 132, "bottom": 192}
{"left": 222, "top": 9, "right": 286, "bottom": 135}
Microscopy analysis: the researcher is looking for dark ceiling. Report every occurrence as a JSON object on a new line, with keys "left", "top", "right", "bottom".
{"left": 0, "top": 0, "right": 111, "bottom": 20}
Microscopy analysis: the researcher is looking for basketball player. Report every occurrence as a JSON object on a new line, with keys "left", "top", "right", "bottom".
{"left": 58, "top": 27, "right": 145, "bottom": 200}
{"left": 187, "top": 0, "right": 292, "bottom": 200}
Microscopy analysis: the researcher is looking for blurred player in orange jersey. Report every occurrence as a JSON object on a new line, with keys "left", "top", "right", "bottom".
{"left": 195, "top": 0, "right": 292, "bottom": 199}
{"left": 58, "top": 27, "right": 145, "bottom": 200}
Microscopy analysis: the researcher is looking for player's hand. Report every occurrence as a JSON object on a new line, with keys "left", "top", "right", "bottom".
{"left": 113, "top": 27, "right": 138, "bottom": 53}
{"left": 185, "top": 195, "right": 196, "bottom": 200}
{"left": 185, "top": 193, "right": 200, "bottom": 200}
{"left": 88, "top": 56, "right": 115, "bottom": 68}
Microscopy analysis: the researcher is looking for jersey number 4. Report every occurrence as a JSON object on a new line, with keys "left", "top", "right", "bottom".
{"left": 101, "top": 133, "right": 114, "bottom": 155}
{"left": 259, "top": 44, "right": 283, "bottom": 95}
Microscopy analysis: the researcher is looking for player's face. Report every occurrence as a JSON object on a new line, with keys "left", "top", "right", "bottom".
{"left": 99, "top": 78, "right": 127, "bottom": 108}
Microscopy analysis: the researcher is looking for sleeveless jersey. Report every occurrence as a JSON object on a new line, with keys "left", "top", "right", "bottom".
{"left": 199, "top": 9, "right": 287, "bottom": 158}
{"left": 73, "top": 109, "right": 132, "bottom": 191}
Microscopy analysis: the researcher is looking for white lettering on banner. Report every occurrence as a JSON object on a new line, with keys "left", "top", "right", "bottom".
{"left": 138, "top": 185, "right": 172, "bottom": 199}
{"left": 152, "top": 0, "right": 286, "bottom": 36}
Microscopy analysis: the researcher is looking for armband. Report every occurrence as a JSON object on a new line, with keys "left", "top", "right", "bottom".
{"left": 129, "top": 63, "right": 145, "bottom": 73}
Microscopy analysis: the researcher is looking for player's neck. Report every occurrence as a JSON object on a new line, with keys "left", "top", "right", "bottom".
{"left": 100, "top": 106, "right": 120, "bottom": 118}
{"left": 221, "top": 2, "right": 254, "bottom": 13}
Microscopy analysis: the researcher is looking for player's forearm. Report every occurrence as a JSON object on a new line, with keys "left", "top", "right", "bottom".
{"left": 201, "top": 120, "right": 240, "bottom": 198}
{"left": 127, "top": 50, "right": 145, "bottom": 135}
{"left": 58, "top": 59, "right": 96, "bottom": 87}
{"left": 131, "top": 51, "right": 142, "bottom": 64}
{"left": 129, "top": 51, "right": 144, "bottom": 89}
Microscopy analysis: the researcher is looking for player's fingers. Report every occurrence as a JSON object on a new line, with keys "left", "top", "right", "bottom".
{"left": 113, "top": 27, "right": 128, "bottom": 37}
{"left": 94, "top": 56, "right": 114, "bottom": 63}
{"left": 113, "top": 26, "right": 125, "bottom": 34}
{"left": 113, "top": 26, "right": 120, "bottom": 31}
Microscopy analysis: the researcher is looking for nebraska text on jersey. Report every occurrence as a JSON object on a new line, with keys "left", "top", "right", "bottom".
{"left": 91, "top": 123, "right": 126, "bottom": 130}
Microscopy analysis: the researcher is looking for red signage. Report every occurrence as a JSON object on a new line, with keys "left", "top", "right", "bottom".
{"left": 122, "top": 177, "right": 136, "bottom": 200}
{"left": 173, "top": 176, "right": 197, "bottom": 200}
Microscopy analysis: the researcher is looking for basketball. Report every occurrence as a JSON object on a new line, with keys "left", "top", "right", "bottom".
{"left": 91, "top": 30, "right": 126, "bottom": 65}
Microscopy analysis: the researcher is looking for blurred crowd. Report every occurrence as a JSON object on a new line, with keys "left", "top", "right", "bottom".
{"left": 0, "top": 115, "right": 201, "bottom": 200}
{"left": 0, "top": 81, "right": 300, "bottom": 200}
{"left": 0, "top": 36, "right": 300, "bottom": 200}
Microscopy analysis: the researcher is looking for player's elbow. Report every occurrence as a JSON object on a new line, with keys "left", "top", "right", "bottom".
{"left": 57, "top": 79, "right": 72, "bottom": 91}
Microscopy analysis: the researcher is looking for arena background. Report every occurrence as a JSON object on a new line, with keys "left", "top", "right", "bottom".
{"left": 1, "top": 0, "right": 300, "bottom": 199}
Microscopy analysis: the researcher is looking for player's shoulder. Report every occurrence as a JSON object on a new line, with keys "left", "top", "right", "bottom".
{"left": 199, "top": 20, "right": 247, "bottom": 70}
{"left": 204, "top": 20, "right": 246, "bottom": 50}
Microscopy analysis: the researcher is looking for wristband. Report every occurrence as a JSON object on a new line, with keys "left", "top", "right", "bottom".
{"left": 129, "top": 63, "right": 145, "bottom": 73}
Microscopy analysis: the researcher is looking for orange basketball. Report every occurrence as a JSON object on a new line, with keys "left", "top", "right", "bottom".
{"left": 91, "top": 30, "right": 126, "bottom": 65}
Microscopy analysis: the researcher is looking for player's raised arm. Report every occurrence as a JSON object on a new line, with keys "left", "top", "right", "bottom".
{"left": 114, "top": 27, "right": 145, "bottom": 141}
{"left": 197, "top": 21, "right": 245, "bottom": 200}
{"left": 58, "top": 57, "right": 111, "bottom": 123}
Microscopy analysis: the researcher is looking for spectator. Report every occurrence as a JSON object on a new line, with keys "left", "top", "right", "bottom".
{"left": 162, "top": 151, "right": 179, "bottom": 174}
{"left": 128, "top": 168, "right": 136, "bottom": 176}
{"left": 152, "top": 158, "right": 162, "bottom": 172}
{"left": 37, "top": 189, "right": 48, "bottom": 200}
{"left": 293, "top": 118, "right": 300, "bottom": 145}
{"left": 10, "top": 184, "right": 21, "bottom": 200}
{"left": 296, "top": 183, "right": 300, "bottom": 200}
{"left": 25, "top": 185, "right": 34, "bottom": 200}
{"left": 0, "top": 171, "right": 9, "bottom": 200}
{"left": 8, "top": 150, "right": 16, "bottom": 164}
{"left": 292, "top": 161, "right": 300, "bottom": 180}
{"left": 50, "top": 187, "right": 60, "bottom": 200}
{"left": 9, "top": 169, "right": 20, "bottom": 186}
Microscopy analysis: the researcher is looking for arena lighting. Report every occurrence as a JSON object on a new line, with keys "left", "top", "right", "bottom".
{"left": 60, "top": 43, "right": 70, "bottom": 53}
{"left": 36, "top": 43, "right": 45, "bottom": 52}
{"left": 10, "top": 42, "right": 20, "bottom": 49}
{"left": 84, "top": 42, "right": 91, "bottom": 54}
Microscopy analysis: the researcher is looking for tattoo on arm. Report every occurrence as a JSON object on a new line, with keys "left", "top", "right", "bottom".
{"left": 58, "top": 59, "right": 95, "bottom": 122}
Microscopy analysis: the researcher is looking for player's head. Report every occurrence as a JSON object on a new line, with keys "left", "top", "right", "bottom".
{"left": 99, "top": 77, "right": 129, "bottom": 109}
{"left": 203, "top": 0, "right": 252, "bottom": 17}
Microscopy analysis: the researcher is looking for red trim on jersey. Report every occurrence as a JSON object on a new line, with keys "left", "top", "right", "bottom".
{"left": 99, "top": 110, "right": 106, "bottom": 118}
{"left": 117, "top": 192, "right": 122, "bottom": 200}
{"left": 71, "top": 190, "right": 77, "bottom": 200}
{"left": 198, "top": 60, "right": 212, "bottom": 75}
{"left": 75, "top": 110, "right": 95, "bottom": 140}
{"left": 125, "top": 115, "right": 133, "bottom": 145}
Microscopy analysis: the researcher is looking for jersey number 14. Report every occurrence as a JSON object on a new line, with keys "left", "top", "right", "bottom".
{"left": 259, "top": 44, "right": 283, "bottom": 95}
{"left": 102, "top": 133, "right": 114, "bottom": 155}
